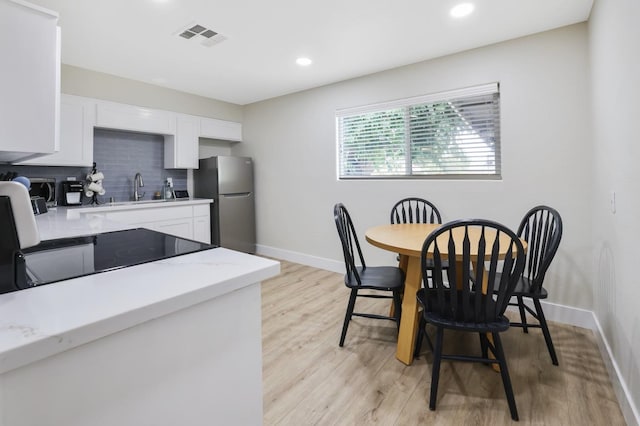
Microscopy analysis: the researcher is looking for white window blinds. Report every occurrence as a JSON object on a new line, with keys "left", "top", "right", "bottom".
{"left": 336, "top": 83, "right": 501, "bottom": 179}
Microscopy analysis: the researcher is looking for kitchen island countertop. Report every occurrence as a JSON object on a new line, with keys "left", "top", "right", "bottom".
{"left": 0, "top": 203, "right": 279, "bottom": 375}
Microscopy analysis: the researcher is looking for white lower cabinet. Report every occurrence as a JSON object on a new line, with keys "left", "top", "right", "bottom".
{"left": 193, "top": 204, "right": 211, "bottom": 244}
{"left": 146, "top": 218, "right": 193, "bottom": 240}
{"left": 96, "top": 203, "right": 211, "bottom": 243}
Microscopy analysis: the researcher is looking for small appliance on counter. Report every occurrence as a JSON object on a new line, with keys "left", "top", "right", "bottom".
{"left": 28, "top": 177, "right": 56, "bottom": 207}
{"left": 173, "top": 189, "right": 189, "bottom": 199}
{"left": 30, "top": 197, "right": 48, "bottom": 215}
{"left": 61, "top": 181, "right": 84, "bottom": 206}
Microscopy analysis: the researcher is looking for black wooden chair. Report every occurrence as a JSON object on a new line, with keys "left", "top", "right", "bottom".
{"left": 415, "top": 219, "right": 525, "bottom": 421}
{"left": 333, "top": 203, "right": 404, "bottom": 347}
{"left": 391, "top": 197, "right": 447, "bottom": 295}
{"left": 499, "top": 205, "right": 563, "bottom": 365}
{"left": 390, "top": 197, "right": 442, "bottom": 225}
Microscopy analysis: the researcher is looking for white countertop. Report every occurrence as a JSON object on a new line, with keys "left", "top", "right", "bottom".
{"left": 0, "top": 201, "right": 279, "bottom": 375}
{"left": 71, "top": 197, "right": 212, "bottom": 214}
{"left": 36, "top": 198, "right": 213, "bottom": 240}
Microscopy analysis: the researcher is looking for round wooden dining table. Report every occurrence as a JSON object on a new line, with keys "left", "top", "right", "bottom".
{"left": 365, "top": 223, "right": 526, "bottom": 366}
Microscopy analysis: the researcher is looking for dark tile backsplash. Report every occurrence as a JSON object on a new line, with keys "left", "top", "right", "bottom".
{"left": 0, "top": 129, "right": 187, "bottom": 205}
{"left": 93, "top": 129, "right": 186, "bottom": 202}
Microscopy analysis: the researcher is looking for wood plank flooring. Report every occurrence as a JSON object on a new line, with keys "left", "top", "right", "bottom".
{"left": 261, "top": 259, "right": 626, "bottom": 425}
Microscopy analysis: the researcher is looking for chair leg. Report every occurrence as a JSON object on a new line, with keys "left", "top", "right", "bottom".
{"left": 492, "top": 332, "right": 519, "bottom": 421}
{"left": 339, "top": 289, "right": 358, "bottom": 347}
{"left": 479, "top": 333, "right": 488, "bottom": 359}
{"left": 517, "top": 296, "right": 528, "bottom": 333}
{"left": 392, "top": 290, "right": 402, "bottom": 331}
{"left": 429, "top": 327, "right": 444, "bottom": 411}
{"left": 533, "top": 298, "right": 559, "bottom": 366}
{"left": 414, "top": 317, "right": 425, "bottom": 358}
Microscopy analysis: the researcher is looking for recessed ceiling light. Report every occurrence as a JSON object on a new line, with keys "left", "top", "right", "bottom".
{"left": 450, "top": 3, "right": 474, "bottom": 18}
{"left": 296, "top": 57, "right": 312, "bottom": 67}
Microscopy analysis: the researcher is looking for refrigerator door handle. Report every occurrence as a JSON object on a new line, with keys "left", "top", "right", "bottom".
{"left": 221, "top": 192, "right": 252, "bottom": 198}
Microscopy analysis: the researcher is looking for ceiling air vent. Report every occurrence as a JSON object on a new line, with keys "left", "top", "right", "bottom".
{"left": 175, "top": 23, "right": 226, "bottom": 47}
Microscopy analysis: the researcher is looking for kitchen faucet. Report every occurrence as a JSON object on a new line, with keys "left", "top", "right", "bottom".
{"left": 134, "top": 172, "right": 145, "bottom": 201}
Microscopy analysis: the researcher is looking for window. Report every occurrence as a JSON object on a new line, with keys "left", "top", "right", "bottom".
{"left": 336, "top": 83, "right": 501, "bottom": 179}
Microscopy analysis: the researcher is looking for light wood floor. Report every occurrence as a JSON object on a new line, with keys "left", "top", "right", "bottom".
{"left": 261, "top": 259, "right": 626, "bottom": 425}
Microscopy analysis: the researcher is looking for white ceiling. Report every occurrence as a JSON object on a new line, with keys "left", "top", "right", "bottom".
{"left": 27, "top": 0, "right": 593, "bottom": 105}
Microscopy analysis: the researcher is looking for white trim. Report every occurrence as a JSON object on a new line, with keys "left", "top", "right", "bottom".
{"left": 9, "top": 0, "right": 59, "bottom": 18}
{"left": 592, "top": 313, "right": 640, "bottom": 426}
{"left": 256, "top": 244, "right": 345, "bottom": 274}
{"left": 255, "top": 244, "right": 640, "bottom": 426}
{"left": 506, "top": 299, "right": 596, "bottom": 330}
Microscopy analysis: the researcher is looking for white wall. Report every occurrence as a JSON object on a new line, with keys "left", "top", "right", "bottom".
{"left": 237, "top": 23, "right": 593, "bottom": 309}
{"left": 589, "top": 0, "right": 640, "bottom": 422}
{"left": 61, "top": 64, "right": 243, "bottom": 122}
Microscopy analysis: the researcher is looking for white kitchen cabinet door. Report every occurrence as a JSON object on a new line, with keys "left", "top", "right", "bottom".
{"left": 193, "top": 215, "right": 211, "bottom": 244}
{"left": 200, "top": 117, "right": 242, "bottom": 142}
{"left": 96, "top": 101, "right": 176, "bottom": 135}
{"left": 0, "top": 0, "right": 59, "bottom": 163}
{"left": 18, "top": 94, "right": 95, "bottom": 166}
{"left": 165, "top": 114, "right": 199, "bottom": 169}
{"left": 144, "top": 219, "right": 193, "bottom": 240}
{"left": 99, "top": 204, "right": 210, "bottom": 241}
{"left": 193, "top": 204, "right": 211, "bottom": 243}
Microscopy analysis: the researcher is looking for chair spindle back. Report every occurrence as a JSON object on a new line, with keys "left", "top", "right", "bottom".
{"left": 422, "top": 219, "right": 525, "bottom": 323}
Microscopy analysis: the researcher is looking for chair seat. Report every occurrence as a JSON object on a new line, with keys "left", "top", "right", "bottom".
{"left": 345, "top": 266, "right": 404, "bottom": 291}
{"left": 417, "top": 288, "right": 510, "bottom": 332}
{"left": 494, "top": 275, "right": 548, "bottom": 299}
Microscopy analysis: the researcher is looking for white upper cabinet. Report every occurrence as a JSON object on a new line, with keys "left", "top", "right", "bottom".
{"left": 8, "top": 80, "right": 242, "bottom": 167}
{"left": 200, "top": 117, "right": 242, "bottom": 142}
{"left": 95, "top": 100, "right": 176, "bottom": 135}
{"left": 0, "top": 0, "right": 60, "bottom": 162}
{"left": 165, "top": 114, "right": 199, "bottom": 169}
{"left": 18, "top": 94, "right": 95, "bottom": 166}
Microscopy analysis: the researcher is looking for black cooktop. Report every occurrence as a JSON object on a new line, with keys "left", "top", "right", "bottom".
{"left": 21, "top": 228, "right": 216, "bottom": 288}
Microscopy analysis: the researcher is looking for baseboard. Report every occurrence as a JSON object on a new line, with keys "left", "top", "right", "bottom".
{"left": 506, "top": 299, "right": 597, "bottom": 330}
{"left": 256, "top": 244, "right": 345, "bottom": 274}
{"left": 256, "top": 244, "right": 639, "bottom": 425}
{"left": 592, "top": 314, "right": 640, "bottom": 426}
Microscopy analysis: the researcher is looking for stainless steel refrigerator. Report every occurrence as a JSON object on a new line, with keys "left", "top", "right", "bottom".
{"left": 194, "top": 156, "right": 256, "bottom": 253}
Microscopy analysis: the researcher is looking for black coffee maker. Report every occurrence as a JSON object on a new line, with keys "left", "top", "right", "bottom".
{"left": 61, "top": 181, "right": 84, "bottom": 206}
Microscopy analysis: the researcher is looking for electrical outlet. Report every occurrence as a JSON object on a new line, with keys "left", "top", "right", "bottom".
{"left": 611, "top": 191, "right": 616, "bottom": 214}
